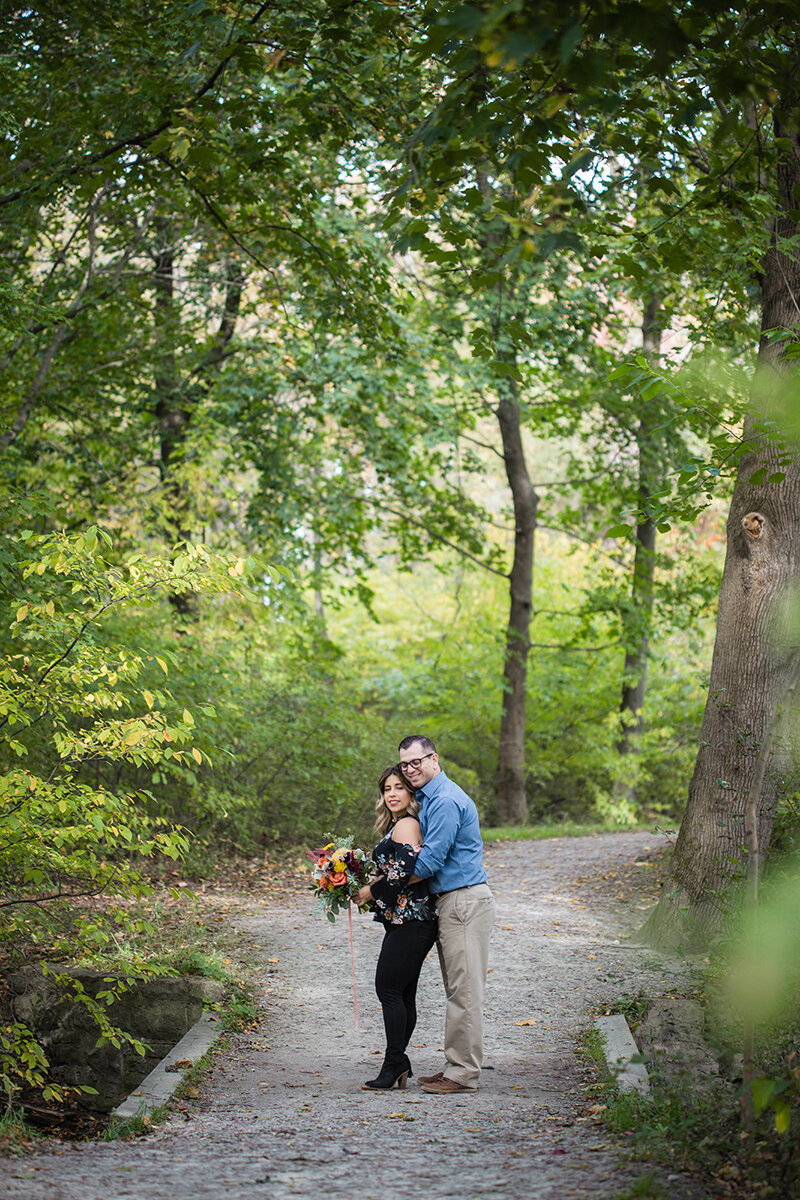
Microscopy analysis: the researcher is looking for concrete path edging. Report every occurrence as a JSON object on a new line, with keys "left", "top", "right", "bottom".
{"left": 594, "top": 1012, "right": 650, "bottom": 1095}
{"left": 113, "top": 1012, "right": 224, "bottom": 1119}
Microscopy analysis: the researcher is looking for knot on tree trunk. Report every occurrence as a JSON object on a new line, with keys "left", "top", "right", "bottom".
{"left": 742, "top": 512, "right": 766, "bottom": 540}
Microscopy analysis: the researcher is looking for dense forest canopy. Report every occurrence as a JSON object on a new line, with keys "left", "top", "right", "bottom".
{"left": 2, "top": 2, "right": 799, "bottom": 987}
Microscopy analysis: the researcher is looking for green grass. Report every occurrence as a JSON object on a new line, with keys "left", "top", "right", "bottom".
{"left": 580, "top": 1025, "right": 607, "bottom": 1069}
{"left": 598, "top": 991, "right": 650, "bottom": 1030}
{"left": 222, "top": 990, "right": 259, "bottom": 1032}
{"left": 609, "top": 1171, "right": 669, "bottom": 1200}
{"left": 0, "top": 1104, "right": 36, "bottom": 1154}
{"left": 482, "top": 820, "right": 656, "bottom": 842}
{"left": 101, "top": 1103, "right": 169, "bottom": 1141}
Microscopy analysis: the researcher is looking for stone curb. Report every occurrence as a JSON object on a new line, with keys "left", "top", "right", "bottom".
{"left": 594, "top": 1013, "right": 650, "bottom": 1095}
{"left": 113, "top": 1012, "right": 224, "bottom": 1119}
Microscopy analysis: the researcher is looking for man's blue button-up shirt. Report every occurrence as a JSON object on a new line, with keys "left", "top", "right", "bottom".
{"left": 413, "top": 770, "right": 487, "bottom": 895}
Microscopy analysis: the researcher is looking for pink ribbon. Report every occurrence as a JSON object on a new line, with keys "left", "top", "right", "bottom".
{"left": 348, "top": 900, "right": 359, "bottom": 1029}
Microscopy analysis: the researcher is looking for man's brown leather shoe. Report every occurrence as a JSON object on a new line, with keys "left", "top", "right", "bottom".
{"left": 418, "top": 1071, "right": 445, "bottom": 1085}
{"left": 420, "top": 1076, "right": 476, "bottom": 1094}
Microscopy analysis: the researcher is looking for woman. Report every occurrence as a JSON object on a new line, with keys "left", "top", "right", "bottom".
{"left": 355, "top": 764, "right": 437, "bottom": 1090}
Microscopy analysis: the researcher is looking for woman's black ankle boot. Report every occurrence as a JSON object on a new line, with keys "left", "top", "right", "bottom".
{"left": 362, "top": 1055, "right": 413, "bottom": 1091}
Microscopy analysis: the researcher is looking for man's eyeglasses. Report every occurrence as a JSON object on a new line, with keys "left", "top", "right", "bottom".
{"left": 400, "top": 753, "right": 435, "bottom": 771}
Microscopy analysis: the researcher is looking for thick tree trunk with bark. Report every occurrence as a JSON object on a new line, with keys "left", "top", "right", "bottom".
{"left": 643, "top": 99, "right": 800, "bottom": 949}
{"left": 614, "top": 294, "right": 661, "bottom": 799}
{"left": 496, "top": 379, "right": 538, "bottom": 824}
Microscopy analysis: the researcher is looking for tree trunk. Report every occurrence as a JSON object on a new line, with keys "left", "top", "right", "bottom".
{"left": 153, "top": 220, "right": 184, "bottom": 515}
{"left": 642, "top": 97, "right": 800, "bottom": 949}
{"left": 474, "top": 168, "right": 539, "bottom": 825}
{"left": 152, "top": 223, "right": 243, "bottom": 619}
{"left": 496, "top": 378, "right": 538, "bottom": 824}
{"left": 614, "top": 294, "right": 661, "bottom": 800}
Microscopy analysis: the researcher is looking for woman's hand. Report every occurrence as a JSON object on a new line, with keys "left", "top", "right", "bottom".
{"left": 355, "top": 884, "right": 373, "bottom": 907}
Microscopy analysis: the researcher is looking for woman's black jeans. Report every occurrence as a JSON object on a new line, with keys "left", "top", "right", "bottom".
{"left": 375, "top": 919, "right": 438, "bottom": 1068}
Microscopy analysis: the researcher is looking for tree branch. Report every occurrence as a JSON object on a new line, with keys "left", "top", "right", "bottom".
{"left": 0, "top": 50, "right": 239, "bottom": 210}
{"left": 372, "top": 498, "right": 509, "bottom": 578}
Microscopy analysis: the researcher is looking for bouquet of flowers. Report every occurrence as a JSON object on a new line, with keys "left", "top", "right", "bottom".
{"left": 308, "top": 836, "right": 375, "bottom": 921}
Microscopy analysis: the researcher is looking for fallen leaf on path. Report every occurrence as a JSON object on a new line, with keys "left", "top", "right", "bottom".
{"left": 515, "top": 1019, "right": 536, "bottom": 1026}
{"left": 267, "top": 958, "right": 280, "bottom": 963}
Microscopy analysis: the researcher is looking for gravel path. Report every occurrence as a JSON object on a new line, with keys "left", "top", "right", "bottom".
{"left": 1, "top": 833, "right": 710, "bottom": 1200}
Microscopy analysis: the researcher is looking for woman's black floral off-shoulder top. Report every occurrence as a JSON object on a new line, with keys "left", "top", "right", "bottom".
{"left": 370, "top": 831, "right": 437, "bottom": 926}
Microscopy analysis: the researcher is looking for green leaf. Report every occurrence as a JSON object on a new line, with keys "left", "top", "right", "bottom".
{"left": 751, "top": 1077, "right": 776, "bottom": 1116}
{"left": 774, "top": 1098, "right": 791, "bottom": 1134}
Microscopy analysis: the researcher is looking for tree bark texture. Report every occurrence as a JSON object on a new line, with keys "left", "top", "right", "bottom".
{"left": 496, "top": 379, "right": 538, "bottom": 824}
{"left": 643, "top": 97, "right": 800, "bottom": 949}
{"left": 153, "top": 219, "right": 183, "bottom": 492}
{"left": 475, "top": 168, "right": 539, "bottom": 825}
{"left": 615, "top": 294, "right": 661, "bottom": 791}
{"left": 152, "top": 221, "right": 243, "bottom": 618}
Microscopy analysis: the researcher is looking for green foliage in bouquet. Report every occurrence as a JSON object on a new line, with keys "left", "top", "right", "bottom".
{"left": 308, "top": 835, "right": 375, "bottom": 922}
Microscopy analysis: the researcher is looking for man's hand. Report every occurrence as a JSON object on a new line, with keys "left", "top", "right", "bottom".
{"left": 355, "top": 884, "right": 373, "bottom": 907}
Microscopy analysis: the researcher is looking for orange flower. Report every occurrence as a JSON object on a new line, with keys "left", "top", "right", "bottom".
{"left": 329, "top": 871, "right": 347, "bottom": 886}
{"left": 318, "top": 874, "right": 331, "bottom": 888}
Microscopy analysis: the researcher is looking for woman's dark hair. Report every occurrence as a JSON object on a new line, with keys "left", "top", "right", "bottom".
{"left": 374, "top": 764, "right": 418, "bottom": 835}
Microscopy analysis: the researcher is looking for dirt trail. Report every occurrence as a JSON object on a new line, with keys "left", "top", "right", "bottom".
{"left": 1, "top": 833, "right": 710, "bottom": 1200}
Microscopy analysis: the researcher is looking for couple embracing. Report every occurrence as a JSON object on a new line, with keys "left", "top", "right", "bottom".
{"left": 355, "top": 735, "right": 496, "bottom": 1094}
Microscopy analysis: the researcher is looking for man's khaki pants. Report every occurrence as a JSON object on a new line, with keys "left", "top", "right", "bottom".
{"left": 435, "top": 883, "right": 496, "bottom": 1089}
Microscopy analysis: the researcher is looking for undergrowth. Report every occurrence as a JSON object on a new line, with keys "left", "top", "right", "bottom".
{"left": 580, "top": 1012, "right": 800, "bottom": 1199}
{"left": 483, "top": 821, "right": 655, "bottom": 842}
{"left": 0, "top": 1104, "right": 37, "bottom": 1155}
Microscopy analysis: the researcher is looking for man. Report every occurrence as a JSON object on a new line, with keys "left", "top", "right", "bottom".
{"left": 399, "top": 734, "right": 496, "bottom": 1095}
